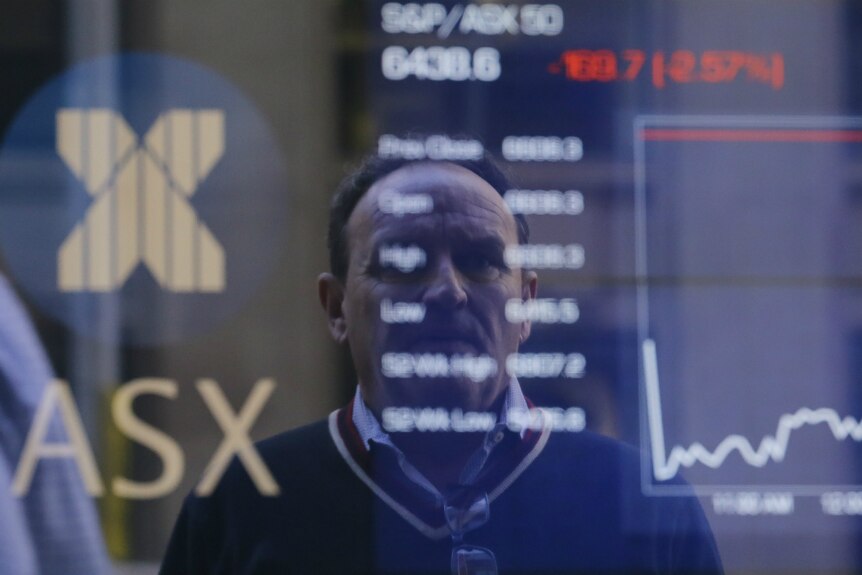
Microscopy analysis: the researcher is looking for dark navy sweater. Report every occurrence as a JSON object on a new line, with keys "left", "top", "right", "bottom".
{"left": 161, "top": 412, "right": 722, "bottom": 575}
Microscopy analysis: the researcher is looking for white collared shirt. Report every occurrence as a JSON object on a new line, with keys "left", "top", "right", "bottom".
{"left": 351, "top": 378, "right": 529, "bottom": 500}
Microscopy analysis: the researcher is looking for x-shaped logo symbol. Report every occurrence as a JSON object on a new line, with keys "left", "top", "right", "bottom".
{"left": 57, "top": 109, "right": 225, "bottom": 292}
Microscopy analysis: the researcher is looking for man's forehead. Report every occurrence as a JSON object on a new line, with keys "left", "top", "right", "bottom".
{"left": 349, "top": 162, "right": 517, "bottom": 245}
{"left": 372, "top": 161, "right": 491, "bottom": 195}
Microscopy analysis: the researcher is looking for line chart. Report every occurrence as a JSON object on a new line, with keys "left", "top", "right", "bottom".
{"left": 643, "top": 338, "right": 862, "bottom": 484}
{"left": 633, "top": 115, "right": 862, "bottom": 497}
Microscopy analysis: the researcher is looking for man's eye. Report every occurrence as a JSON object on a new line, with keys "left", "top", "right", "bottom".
{"left": 458, "top": 253, "right": 505, "bottom": 279}
{"left": 376, "top": 265, "right": 425, "bottom": 281}
{"left": 373, "top": 244, "right": 428, "bottom": 281}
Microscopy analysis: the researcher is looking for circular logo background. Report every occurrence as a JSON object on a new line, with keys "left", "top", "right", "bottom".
{"left": 0, "top": 53, "right": 289, "bottom": 345}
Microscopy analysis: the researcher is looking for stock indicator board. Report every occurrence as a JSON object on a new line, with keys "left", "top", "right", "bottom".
{"left": 365, "top": 1, "right": 862, "bottom": 572}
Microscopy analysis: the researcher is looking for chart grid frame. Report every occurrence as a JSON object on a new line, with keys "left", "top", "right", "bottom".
{"left": 633, "top": 114, "right": 862, "bottom": 497}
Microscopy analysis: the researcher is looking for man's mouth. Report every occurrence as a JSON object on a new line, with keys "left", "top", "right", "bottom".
{"left": 403, "top": 326, "right": 484, "bottom": 353}
{"left": 407, "top": 338, "right": 479, "bottom": 354}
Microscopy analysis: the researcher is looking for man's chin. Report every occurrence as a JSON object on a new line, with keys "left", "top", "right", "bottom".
{"left": 379, "top": 350, "right": 498, "bottom": 382}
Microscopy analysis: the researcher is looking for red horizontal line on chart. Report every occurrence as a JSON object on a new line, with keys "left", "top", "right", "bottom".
{"left": 640, "top": 129, "right": 862, "bottom": 143}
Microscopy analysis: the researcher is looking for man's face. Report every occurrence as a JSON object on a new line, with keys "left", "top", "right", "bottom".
{"left": 336, "top": 162, "right": 536, "bottom": 415}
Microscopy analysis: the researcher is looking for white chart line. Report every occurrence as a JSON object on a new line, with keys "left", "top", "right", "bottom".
{"left": 643, "top": 338, "right": 862, "bottom": 481}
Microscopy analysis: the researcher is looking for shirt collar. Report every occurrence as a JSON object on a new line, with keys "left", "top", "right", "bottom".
{"left": 351, "top": 378, "right": 530, "bottom": 500}
{"left": 352, "top": 377, "right": 529, "bottom": 451}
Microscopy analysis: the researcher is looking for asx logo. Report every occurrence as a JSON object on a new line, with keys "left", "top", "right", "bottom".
{"left": 0, "top": 54, "right": 289, "bottom": 344}
{"left": 57, "top": 108, "right": 226, "bottom": 293}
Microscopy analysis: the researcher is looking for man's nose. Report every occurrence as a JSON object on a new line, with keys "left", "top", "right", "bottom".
{"left": 422, "top": 257, "right": 467, "bottom": 310}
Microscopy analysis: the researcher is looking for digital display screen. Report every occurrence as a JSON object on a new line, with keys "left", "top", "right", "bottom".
{"left": 363, "top": 1, "right": 862, "bottom": 571}
{"left": 1, "top": 1, "right": 862, "bottom": 573}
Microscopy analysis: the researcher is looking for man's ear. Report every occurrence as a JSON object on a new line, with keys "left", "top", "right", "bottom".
{"left": 318, "top": 273, "right": 348, "bottom": 344}
{"left": 519, "top": 270, "right": 539, "bottom": 344}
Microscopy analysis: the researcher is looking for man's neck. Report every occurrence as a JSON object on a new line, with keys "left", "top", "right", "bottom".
{"left": 388, "top": 429, "right": 488, "bottom": 493}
